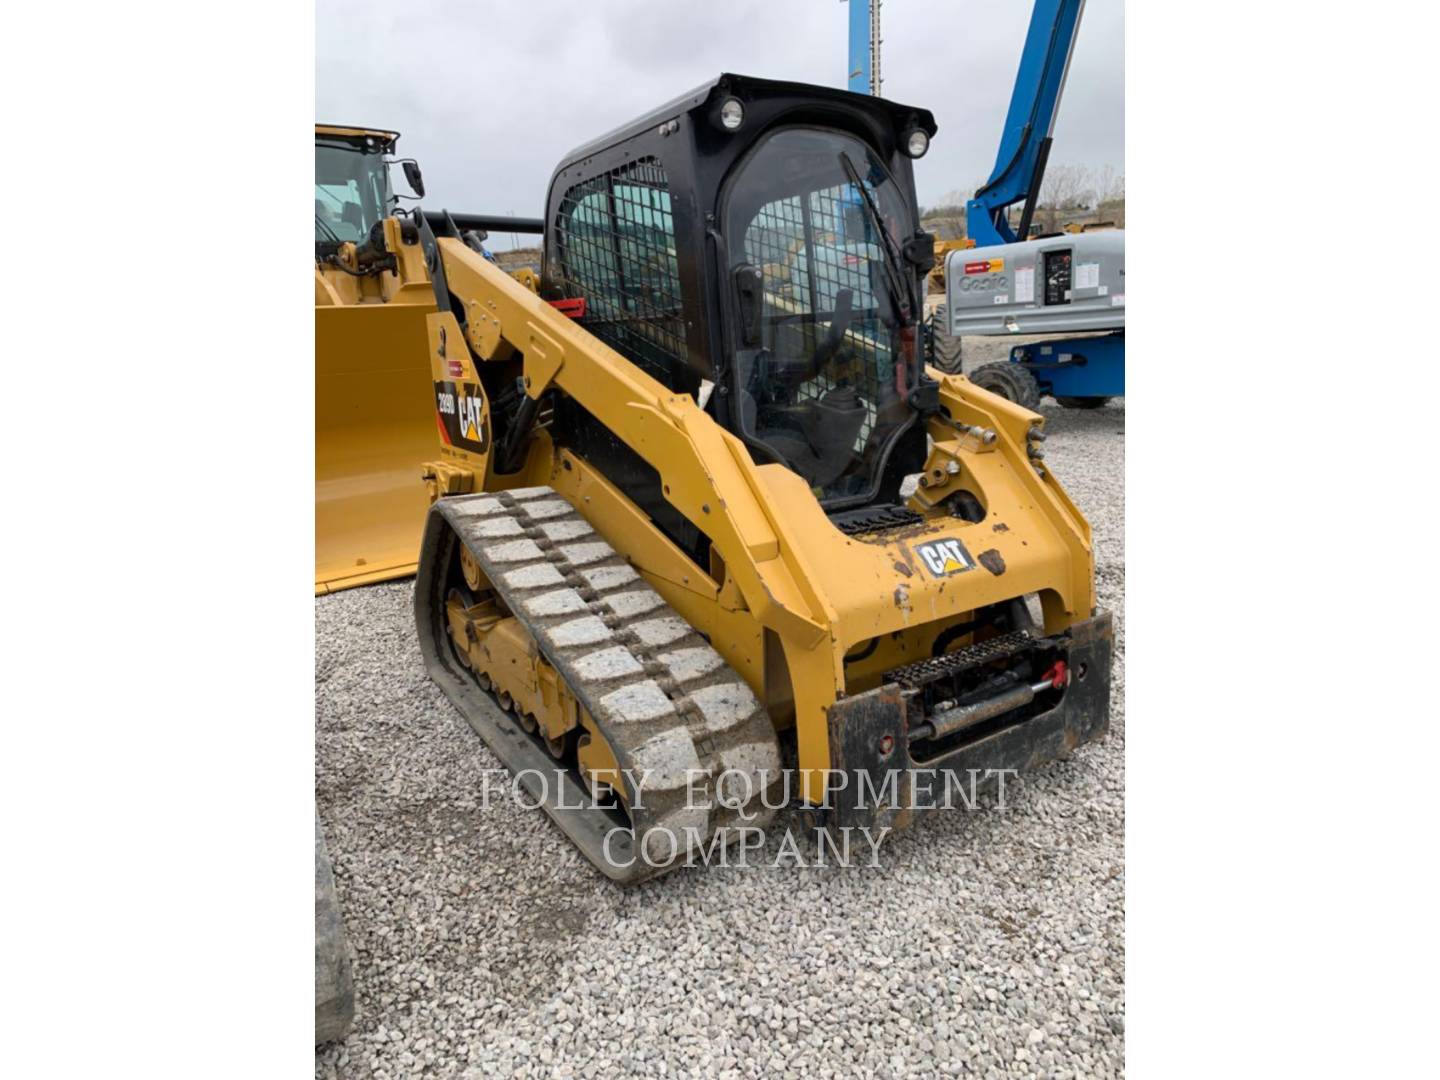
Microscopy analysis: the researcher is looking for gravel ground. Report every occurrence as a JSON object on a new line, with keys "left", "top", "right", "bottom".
{"left": 316, "top": 372, "right": 1124, "bottom": 1079}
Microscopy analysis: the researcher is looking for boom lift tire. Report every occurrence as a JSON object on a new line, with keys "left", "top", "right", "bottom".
{"left": 927, "top": 306, "right": 963, "bottom": 375}
{"left": 414, "top": 488, "right": 783, "bottom": 883}
{"left": 969, "top": 362, "right": 1041, "bottom": 410}
{"left": 1055, "top": 395, "right": 1112, "bottom": 409}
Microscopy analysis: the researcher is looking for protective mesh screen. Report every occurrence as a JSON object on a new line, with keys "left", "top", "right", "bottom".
{"left": 554, "top": 158, "right": 686, "bottom": 386}
{"left": 743, "top": 183, "right": 895, "bottom": 450}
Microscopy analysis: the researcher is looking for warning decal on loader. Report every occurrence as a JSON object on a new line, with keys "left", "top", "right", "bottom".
{"left": 434, "top": 381, "right": 489, "bottom": 455}
{"left": 915, "top": 537, "right": 976, "bottom": 578}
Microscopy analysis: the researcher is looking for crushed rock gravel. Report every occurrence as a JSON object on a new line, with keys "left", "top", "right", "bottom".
{"left": 316, "top": 378, "right": 1124, "bottom": 1079}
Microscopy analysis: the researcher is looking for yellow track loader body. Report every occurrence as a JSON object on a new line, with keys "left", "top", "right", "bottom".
{"left": 314, "top": 125, "right": 437, "bottom": 593}
{"left": 407, "top": 76, "right": 1112, "bottom": 880}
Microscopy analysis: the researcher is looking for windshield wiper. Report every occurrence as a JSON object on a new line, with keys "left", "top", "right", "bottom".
{"left": 837, "top": 152, "right": 915, "bottom": 324}
{"left": 315, "top": 214, "right": 342, "bottom": 244}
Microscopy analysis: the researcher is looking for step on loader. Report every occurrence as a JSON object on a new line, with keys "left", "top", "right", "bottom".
{"left": 409, "top": 74, "right": 1113, "bottom": 881}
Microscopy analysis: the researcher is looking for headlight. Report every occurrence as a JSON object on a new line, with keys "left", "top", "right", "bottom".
{"left": 905, "top": 129, "right": 930, "bottom": 158}
{"left": 719, "top": 98, "right": 745, "bottom": 131}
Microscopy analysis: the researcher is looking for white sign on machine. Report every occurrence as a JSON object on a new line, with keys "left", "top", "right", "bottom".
{"left": 1014, "top": 265, "right": 1035, "bottom": 304}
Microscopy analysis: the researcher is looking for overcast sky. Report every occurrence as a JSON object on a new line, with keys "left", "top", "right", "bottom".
{"left": 317, "top": 0, "right": 1123, "bottom": 247}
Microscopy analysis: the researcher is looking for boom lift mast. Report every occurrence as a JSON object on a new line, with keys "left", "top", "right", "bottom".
{"left": 949, "top": 0, "right": 1125, "bottom": 409}
{"left": 966, "top": 0, "right": 1086, "bottom": 246}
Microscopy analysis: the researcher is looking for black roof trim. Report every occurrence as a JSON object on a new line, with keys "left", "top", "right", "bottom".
{"left": 552, "top": 72, "right": 936, "bottom": 171}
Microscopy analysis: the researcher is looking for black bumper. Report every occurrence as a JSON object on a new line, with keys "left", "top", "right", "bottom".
{"left": 824, "top": 612, "right": 1113, "bottom": 832}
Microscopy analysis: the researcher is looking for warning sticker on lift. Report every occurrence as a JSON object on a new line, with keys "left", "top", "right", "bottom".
{"left": 964, "top": 258, "right": 1005, "bottom": 275}
{"left": 1014, "top": 265, "right": 1035, "bottom": 304}
{"left": 435, "top": 381, "right": 489, "bottom": 454}
{"left": 915, "top": 537, "right": 976, "bottom": 577}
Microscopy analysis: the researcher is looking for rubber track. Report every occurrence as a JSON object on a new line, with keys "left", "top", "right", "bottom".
{"left": 430, "top": 487, "right": 782, "bottom": 878}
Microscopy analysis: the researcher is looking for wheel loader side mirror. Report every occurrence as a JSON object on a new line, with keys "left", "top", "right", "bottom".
{"left": 402, "top": 160, "right": 425, "bottom": 198}
{"left": 733, "top": 263, "right": 764, "bottom": 348}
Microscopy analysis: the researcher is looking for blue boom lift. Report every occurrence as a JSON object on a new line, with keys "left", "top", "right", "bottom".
{"left": 844, "top": 0, "right": 1122, "bottom": 406}
{"left": 966, "top": 0, "right": 1085, "bottom": 247}
{"left": 959, "top": 0, "right": 1124, "bottom": 407}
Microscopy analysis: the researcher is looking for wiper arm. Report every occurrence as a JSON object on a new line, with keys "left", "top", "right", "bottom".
{"left": 315, "top": 214, "right": 342, "bottom": 244}
{"left": 838, "top": 152, "right": 915, "bottom": 324}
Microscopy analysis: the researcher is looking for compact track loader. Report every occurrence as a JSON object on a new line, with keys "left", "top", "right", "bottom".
{"left": 408, "top": 75, "right": 1112, "bottom": 881}
{"left": 314, "top": 125, "right": 440, "bottom": 593}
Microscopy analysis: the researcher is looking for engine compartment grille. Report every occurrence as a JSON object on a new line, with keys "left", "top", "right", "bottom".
{"left": 829, "top": 503, "right": 924, "bottom": 536}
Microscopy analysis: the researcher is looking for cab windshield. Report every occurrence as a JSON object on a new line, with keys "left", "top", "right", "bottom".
{"left": 723, "top": 127, "right": 918, "bottom": 505}
{"left": 315, "top": 140, "right": 392, "bottom": 244}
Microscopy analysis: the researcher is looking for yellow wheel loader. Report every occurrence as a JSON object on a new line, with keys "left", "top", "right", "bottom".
{"left": 314, "top": 125, "right": 442, "bottom": 593}
{"left": 927, "top": 236, "right": 975, "bottom": 291}
{"left": 409, "top": 75, "right": 1113, "bottom": 881}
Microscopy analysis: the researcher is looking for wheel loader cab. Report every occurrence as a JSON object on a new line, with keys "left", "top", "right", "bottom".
{"left": 314, "top": 127, "right": 397, "bottom": 248}
{"left": 542, "top": 75, "right": 937, "bottom": 519}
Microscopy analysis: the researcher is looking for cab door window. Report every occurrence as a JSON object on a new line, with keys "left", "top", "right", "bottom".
{"left": 722, "top": 127, "right": 918, "bottom": 504}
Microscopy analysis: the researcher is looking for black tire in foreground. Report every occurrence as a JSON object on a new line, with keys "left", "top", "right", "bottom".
{"left": 1055, "top": 396, "right": 1113, "bottom": 409}
{"left": 969, "top": 362, "right": 1041, "bottom": 410}
{"left": 315, "top": 814, "right": 355, "bottom": 1045}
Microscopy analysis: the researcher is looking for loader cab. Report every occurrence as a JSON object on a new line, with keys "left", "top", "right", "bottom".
{"left": 314, "top": 125, "right": 398, "bottom": 250}
{"left": 543, "top": 74, "right": 937, "bottom": 515}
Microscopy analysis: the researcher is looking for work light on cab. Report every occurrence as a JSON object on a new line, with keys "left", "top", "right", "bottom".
{"left": 719, "top": 97, "right": 745, "bottom": 130}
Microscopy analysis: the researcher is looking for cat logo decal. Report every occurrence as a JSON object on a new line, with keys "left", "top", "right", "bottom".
{"left": 915, "top": 537, "right": 975, "bottom": 577}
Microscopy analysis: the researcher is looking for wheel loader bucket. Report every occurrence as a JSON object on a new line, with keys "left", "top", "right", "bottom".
{"left": 314, "top": 298, "right": 437, "bottom": 593}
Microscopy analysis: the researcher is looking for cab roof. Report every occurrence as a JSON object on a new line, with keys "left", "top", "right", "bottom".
{"left": 553, "top": 72, "right": 936, "bottom": 171}
{"left": 315, "top": 124, "right": 400, "bottom": 151}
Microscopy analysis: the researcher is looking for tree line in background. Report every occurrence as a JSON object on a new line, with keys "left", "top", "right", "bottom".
{"left": 920, "top": 163, "right": 1124, "bottom": 239}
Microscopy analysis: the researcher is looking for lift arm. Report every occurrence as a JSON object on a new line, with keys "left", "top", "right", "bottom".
{"left": 966, "top": 0, "right": 1086, "bottom": 246}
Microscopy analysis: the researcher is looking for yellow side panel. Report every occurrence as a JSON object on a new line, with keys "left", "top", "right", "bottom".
{"left": 315, "top": 299, "right": 437, "bottom": 593}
